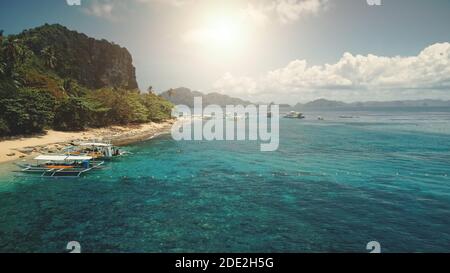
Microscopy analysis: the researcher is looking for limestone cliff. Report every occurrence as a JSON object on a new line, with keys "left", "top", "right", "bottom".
{"left": 15, "top": 24, "right": 138, "bottom": 90}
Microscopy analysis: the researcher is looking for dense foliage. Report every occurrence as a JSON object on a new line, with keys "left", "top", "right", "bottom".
{"left": 0, "top": 25, "right": 173, "bottom": 137}
{"left": 0, "top": 88, "right": 55, "bottom": 135}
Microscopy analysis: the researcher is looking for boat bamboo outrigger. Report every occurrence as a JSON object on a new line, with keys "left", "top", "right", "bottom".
{"left": 18, "top": 155, "right": 105, "bottom": 177}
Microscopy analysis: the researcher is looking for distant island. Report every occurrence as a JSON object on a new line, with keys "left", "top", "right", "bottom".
{"left": 160, "top": 87, "right": 252, "bottom": 107}
{"left": 0, "top": 24, "right": 173, "bottom": 138}
{"left": 294, "top": 98, "right": 450, "bottom": 110}
{"left": 159, "top": 88, "right": 450, "bottom": 110}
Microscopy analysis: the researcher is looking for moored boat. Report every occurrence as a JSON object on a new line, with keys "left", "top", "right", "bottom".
{"left": 66, "top": 141, "right": 126, "bottom": 160}
{"left": 284, "top": 111, "right": 305, "bottom": 119}
{"left": 17, "top": 155, "right": 104, "bottom": 177}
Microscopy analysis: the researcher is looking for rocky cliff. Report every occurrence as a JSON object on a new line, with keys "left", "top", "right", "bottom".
{"left": 13, "top": 24, "right": 138, "bottom": 90}
{"left": 0, "top": 24, "right": 174, "bottom": 137}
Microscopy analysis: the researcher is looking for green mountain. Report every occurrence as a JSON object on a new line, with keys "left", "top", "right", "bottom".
{"left": 0, "top": 24, "right": 172, "bottom": 137}
{"left": 160, "top": 87, "right": 252, "bottom": 107}
{"left": 295, "top": 99, "right": 347, "bottom": 109}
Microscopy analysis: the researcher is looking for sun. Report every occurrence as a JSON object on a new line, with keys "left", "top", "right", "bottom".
{"left": 208, "top": 17, "right": 240, "bottom": 48}
{"left": 184, "top": 15, "right": 245, "bottom": 53}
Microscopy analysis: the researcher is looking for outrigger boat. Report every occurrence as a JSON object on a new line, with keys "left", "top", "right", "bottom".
{"left": 66, "top": 141, "right": 126, "bottom": 160}
{"left": 17, "top": 155, "right": 105, "bottom": 177}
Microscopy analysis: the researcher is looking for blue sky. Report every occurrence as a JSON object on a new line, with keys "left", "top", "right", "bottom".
{"left": 1, "top": 0, "right": 449, "bottom": 103}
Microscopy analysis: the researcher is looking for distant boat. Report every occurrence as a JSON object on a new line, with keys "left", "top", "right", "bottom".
{"left": 339, "top": 115, "right": 358, "bottom": 119}
{"left": 17, "top": 155, "right": 104, "bottom": 178}
{"left": 202, "top": 114, "right": 214, "bottom": 120}
{"left": 284, "top": 111, "right": 305, "bottom": 119}
{"left": 318, "top": 116, "right": 324, "bottom": 121}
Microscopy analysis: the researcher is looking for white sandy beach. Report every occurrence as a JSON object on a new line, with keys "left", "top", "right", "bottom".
{"left": 0, "top": 120, "right": 175, "bottom": 164}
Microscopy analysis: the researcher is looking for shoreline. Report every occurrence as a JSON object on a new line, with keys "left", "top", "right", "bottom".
{"left": 0, "top": 119, "right": 176, "bottom": 165}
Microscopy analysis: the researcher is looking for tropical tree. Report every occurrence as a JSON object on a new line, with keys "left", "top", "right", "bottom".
{"left": 0, "top": 39, "right": 22, "bottom": 86}
{"left": 0, "top": 88, "right": 56, "bottom": 135}
{"left": 10, "top": 70, "right": 23, "bottom": 88}
{"left": 3, "top": 38, "right": 18, "bottom": 76}
{"left": 53, "top": 96, "right": 91, "bottom": 131}
{"left": 63, "top": 78, "right": 75, "bottom": 94}
{"left": 41, "top": 46, "right": 57, "bottom": 69}
{"left": 140, "top": 92, "right": 173, "bottom": 122}
{"left": 127, "top": 92, "right": 149, "bottom": 123}
{"left": 0, "top": 32, "right": 4, "bottom": 76}
{"left": 0, "top": 118, "right": 10, "bottom": 136}
{"left": 0, "top": 61, "right": 5, "bottom": 76}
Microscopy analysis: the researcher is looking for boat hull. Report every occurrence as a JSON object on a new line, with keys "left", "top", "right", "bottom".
{"left": 19, "top": 161, "right": 105, "bottom": 178}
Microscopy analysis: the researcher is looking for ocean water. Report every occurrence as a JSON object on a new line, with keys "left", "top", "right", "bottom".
{"left": 0, "top": 108, "right": 450, "bottom": 253}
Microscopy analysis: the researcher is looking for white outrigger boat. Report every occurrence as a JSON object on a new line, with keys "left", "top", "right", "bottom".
{"left": 66, "top": 141, "right": 126, "bottom": 160}
{"left": 18, "top": 155, "right": 105, "bottom": 177}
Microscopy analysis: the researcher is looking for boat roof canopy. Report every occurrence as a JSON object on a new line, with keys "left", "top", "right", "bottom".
{"left": 34, "top": 155, "right": 93, "bottom": 161}
{"left": 79, "top": 142, "right": 112, "bottom": 147}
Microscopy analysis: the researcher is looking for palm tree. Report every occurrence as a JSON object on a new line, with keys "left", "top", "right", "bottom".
{"left": 41, "top": 46, "right": 57, "bottom": 69}
{"left": 4, "top": 38, "right": 19, "bottom": 76}
{"left": 11, "top": 70, "right": 22, "bottom": 88}
{"left": 0, "top": 29, "right": 3, "bottom": 70}
{"left": 63, "top": 79, "right": 73, "bottom": 93}
{"left": 0, "top": 62, "right": 4, "bottom": 76}
{"left": 0, "top": 33, "right": 4, "bottom": 75}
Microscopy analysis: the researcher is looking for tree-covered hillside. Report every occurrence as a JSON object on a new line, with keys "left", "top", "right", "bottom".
{"left": 0, "top": 24, "right": 173, "bottom": 137}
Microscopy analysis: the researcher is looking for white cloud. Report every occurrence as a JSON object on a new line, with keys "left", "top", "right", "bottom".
{"left": 239, "top": 4, "right": 271, "bottom": 27}
{"left": 83, "top": 0, "right": 329, "bottom": 26}
{"left": 134, "top": 0, "right": 191, "bottom": 7}
{"left": 213, "top": 43, "right": 450, "bottom": 103}
{"left": 241, "top": 0, "right": 329, "bottom": 26}
{"left": 213, "top": 73, "right": 259, "bottom": 101}
{"left": 83, "top": 0, "right": 115, "bottom": 20}
{"left": 275, "top": 0, "right": 328, "bottom": 24}
{"left": 83, "top": 0, "right": 190, "bottom": 20}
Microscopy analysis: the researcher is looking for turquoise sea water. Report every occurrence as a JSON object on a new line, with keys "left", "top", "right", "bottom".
{"left": 0, "top": 108, "right": 450, "bottom": 253}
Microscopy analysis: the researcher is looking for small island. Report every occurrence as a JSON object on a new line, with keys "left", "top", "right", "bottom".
{"left": 0, "top": 24, "right": 174, "bottom": 163}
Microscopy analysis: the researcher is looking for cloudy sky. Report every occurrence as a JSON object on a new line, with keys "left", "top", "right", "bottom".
{"left": 1, "top": 0, "right": 450, "bottom": 103}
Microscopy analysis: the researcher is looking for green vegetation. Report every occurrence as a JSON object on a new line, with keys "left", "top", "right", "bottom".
{"left": 0, "top": 24, "right": 173, "bottom": 137}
